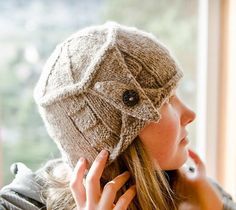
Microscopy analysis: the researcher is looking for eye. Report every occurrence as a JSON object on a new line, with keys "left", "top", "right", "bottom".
{"left": 165, "top": 94, "right": 175, "bottom": 105}
{"left": 165, "top": 98, "right": 170, "bottom": 104}
{"left": 164, "top": 97, "right": 171, "bottom": 104}
{"left": 169, "top": 95, "right": 176, "bottom": 100}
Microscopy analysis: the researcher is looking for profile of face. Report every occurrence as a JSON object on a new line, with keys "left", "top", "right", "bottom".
{"left": 139, "top": 92, "right": 196, "bottom": 171}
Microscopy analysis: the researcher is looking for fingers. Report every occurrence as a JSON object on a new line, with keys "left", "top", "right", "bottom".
{"left": 188, "top": 149, "right": 202, "bottom": 165}
{"left": 113, "top": 185, "right": 136, "bottom": 210}
{"left": 188, "top": 149, "right": 206, "bottom": 175}
{"left": 99, "top": 171, "right": 131, "bottom": 209}
{"left": 70, "top": 150, "right": 136, "bottom": 210}
{"left": 70, "top": 157, "right": 87, "bottom": 207}
{"left": 85, "top": 150, "right": 109, "bottom": 203}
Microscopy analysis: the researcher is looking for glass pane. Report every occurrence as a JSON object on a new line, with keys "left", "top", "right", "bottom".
{"left": 0, "top": 0, "right": 199, "bottom": 186}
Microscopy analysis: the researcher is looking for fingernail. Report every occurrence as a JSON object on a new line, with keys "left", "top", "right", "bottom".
{"left": 79, "top": 157, "right": 85, "bottom": 163}
{"left": 122, "top": 171, "right": 130, "bottom": 176}
{"left": 131, "top": 185, "right": 136, "bottom": 192}
{"left": 99, "top": 149, "right": 108, "bottom": 157}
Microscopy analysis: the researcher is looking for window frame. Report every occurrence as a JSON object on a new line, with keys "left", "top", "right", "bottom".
{"left": 197, "top": 0, "right": 236, "bottom": 200}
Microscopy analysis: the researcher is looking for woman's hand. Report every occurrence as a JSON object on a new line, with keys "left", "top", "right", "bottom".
{"left": 176, "top": 149, "right": 223, "bottom": 210}
{"left": 69, "top": 150, "right": 136, "bottom": 210}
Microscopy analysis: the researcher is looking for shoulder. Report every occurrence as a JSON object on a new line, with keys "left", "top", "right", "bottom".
{"left": 208, "top": 177, "right": 236, "bottom": 210}
{"left": 0, "top": 159, "right": 63, "bottom": 210}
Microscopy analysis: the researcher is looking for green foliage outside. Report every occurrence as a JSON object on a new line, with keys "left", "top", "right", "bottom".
{"left": 0, "top": 0, "right": 198, "bottom": 185}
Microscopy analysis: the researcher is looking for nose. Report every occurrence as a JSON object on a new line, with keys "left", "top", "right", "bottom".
{"left": 181, "top": 105, "right": 196, "bottom": 126}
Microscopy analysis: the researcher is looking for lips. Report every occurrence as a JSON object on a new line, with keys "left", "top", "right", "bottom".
{"left": 180, "top": 137, "right": 189, "bottom": 145}
{"left": 180, "top": 131, "right": 188, "bottom": 143}
{"left": 180, "top": 131, "right": 188, "bottom": 141}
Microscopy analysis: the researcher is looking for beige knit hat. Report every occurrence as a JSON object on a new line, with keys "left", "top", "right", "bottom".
{"left": 34, "top": 22, "right": 183, "bottom": 169}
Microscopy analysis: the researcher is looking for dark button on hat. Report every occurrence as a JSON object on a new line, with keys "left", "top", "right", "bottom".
{"left": 122, "top": 89, "right": 140, "bottom": 107}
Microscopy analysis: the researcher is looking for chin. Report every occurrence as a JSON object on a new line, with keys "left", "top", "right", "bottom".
{"left": 165, "top": 150, "right": 189, "bottom": 170}
{"left": 176, "top": 149, "right": 189, "bottom": 168}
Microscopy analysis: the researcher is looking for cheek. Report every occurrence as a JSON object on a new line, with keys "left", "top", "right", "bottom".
{"left": 157, "top": 111, "right": 180, "bottom": 146}
{"left": 150, "top": 132, "right": 178, "bottom": 165}
{"left": 140, "top": 120, "right": 179, "bottom": 156}
{"left": 139, "top": 108, "right": 183, "bottom": 169}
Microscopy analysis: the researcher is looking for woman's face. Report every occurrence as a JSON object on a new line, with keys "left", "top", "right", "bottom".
{"left": 138, "top": 93, "right": 196, "bottom": 170}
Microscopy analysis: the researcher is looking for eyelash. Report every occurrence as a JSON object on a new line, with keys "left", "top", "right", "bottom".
{"left": 165, "top": 95, "right": 175, "bottom": 104}
{"left": 165, "top": 98, "right": 171, "bottom": 104}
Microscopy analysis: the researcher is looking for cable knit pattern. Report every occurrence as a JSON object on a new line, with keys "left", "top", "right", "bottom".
{"left": 34, "top": 22, "right": 183, "bottom": 168}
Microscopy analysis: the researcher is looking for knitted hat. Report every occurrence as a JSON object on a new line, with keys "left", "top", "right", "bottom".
{"left": 34, "top": 22, "right": 183, "bottom": 169}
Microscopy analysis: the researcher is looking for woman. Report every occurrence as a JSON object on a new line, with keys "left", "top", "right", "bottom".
{"left": 1, "top": 22, "right": 235, "bottom": 210}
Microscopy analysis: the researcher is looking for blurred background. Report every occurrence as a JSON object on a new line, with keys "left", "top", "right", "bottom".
{"left": 0, "top": 0, "right": 235, "bottom": 200}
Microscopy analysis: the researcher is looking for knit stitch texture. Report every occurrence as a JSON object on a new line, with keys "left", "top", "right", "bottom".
{"left": 34, "top": 22, "right": 183, "bottom": 168}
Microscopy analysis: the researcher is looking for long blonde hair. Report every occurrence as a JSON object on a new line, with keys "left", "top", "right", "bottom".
{"left": 37, "top": 137, "right": 182, "bottom": 210}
